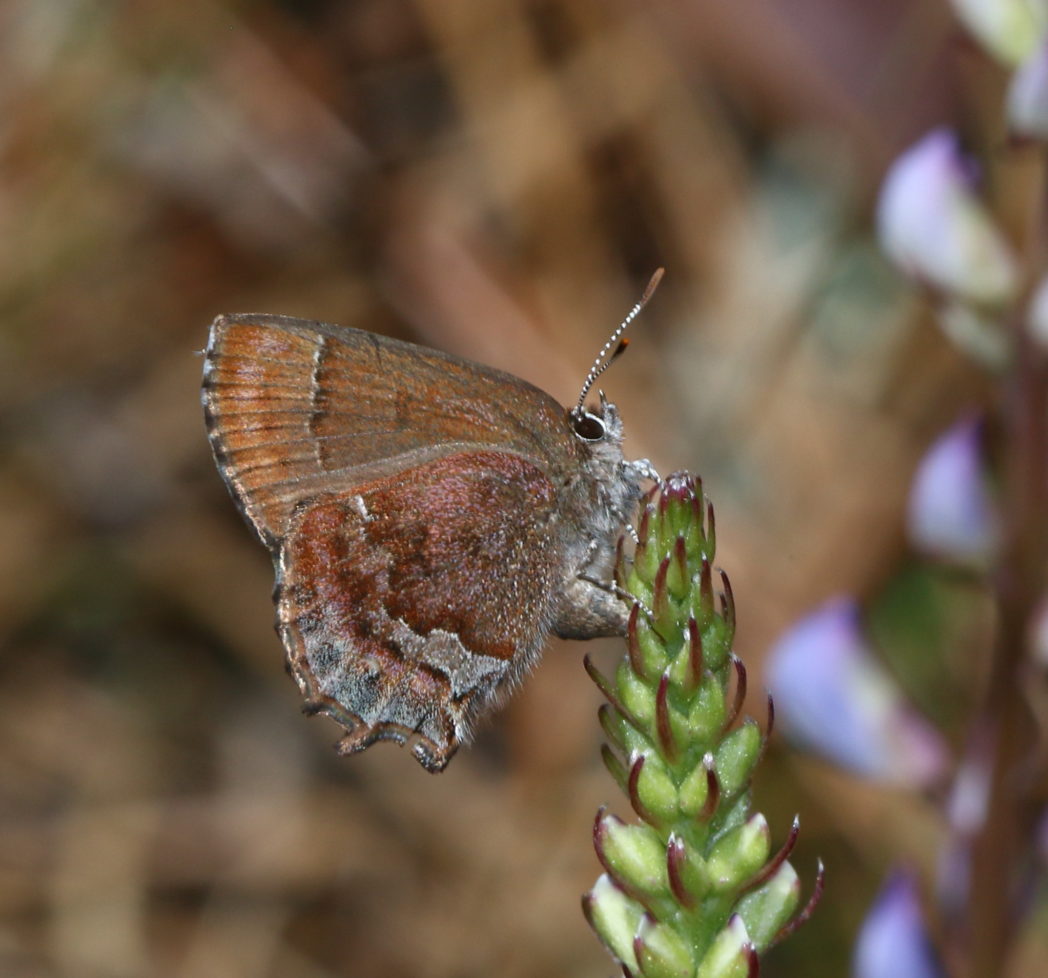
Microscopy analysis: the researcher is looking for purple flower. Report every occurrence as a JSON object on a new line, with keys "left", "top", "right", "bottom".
{"left": 766, "top": 599, "right": 947, "bottom": 787}
{"left": 934, "top": 748, "right": 992, "bottom": 915}
{"left": 907, "top": 417, "right": 999, "bottom": 566}
{"left": 877, "top": 129, "right": 1017, "bottom": 306}
{"left": 1029, "top": 276, "right": 1048, "bottom": 349}
{"left": 1009, "top": 43, "right": 1048, "bottom": 137}
{"left": 854, "top": 870, "right": 944, "bottom": 978}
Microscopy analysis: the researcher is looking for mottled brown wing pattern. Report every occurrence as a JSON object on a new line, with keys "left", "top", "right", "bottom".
{"left": 201, "top": 314, "right": 597, "bottom": 771}
{"left": 276, "top": 451, "right": 564, "bottom": 772}
{"left": 202, "top": 314, "right": 572, "bottom": 544}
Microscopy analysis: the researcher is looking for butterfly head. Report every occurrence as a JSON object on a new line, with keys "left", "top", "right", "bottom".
{"left": 569, "top": 390, "right": 623, "bottom": 456}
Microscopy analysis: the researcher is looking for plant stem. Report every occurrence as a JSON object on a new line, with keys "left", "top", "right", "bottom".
{"left": 964, "top": 311, "right": 1048, "bottom": 978}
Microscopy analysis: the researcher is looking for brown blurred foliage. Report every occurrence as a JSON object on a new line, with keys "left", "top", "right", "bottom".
{"left": 0, "top": 1, "right": 1010, "bottom": 976}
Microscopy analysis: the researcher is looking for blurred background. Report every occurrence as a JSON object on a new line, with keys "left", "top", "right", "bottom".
{"left": 0, "top": 1, "right": 1016, "bottom": 976}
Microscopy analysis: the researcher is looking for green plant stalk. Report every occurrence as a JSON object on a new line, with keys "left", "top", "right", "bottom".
{"left": 583, "top": 473, "right": 821, "bottom": 978}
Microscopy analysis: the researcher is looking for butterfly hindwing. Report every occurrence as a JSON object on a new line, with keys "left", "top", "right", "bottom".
{"left": 275, "top": 450, "right": 565, "bottom": 771}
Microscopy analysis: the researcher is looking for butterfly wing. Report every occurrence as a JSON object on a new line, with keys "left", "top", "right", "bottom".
{"left": 203, "top": 314, "right": 583, "bottom": 770}
{"left": 276, "top": 450, "right": 564, "bottom": 772}
{"left": 202, "top": 313, "right": 573, "bottom": 545}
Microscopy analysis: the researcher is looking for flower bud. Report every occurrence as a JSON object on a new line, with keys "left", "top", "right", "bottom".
{"left": 713, "top": 720, "right": 762, "bottom": 800}
{"left": 595, "top": 810, "right": 668, "bottom": 895}
{"left": 707, "top": 814, "right": 771, "bottom": 891}
{"left": 735, "top": 861, "right": 801, "bottom": 951}
{"left": 685, "top": 676, "right": 728, "bottom": 744}
{"left": 583, "top": 873, "right": 642, "bottom": 973}
{"left": 695, "top": 915, "right": 754, "bottom": 978}
{"left": 667, "top": 832, "right": 713, "bottom": 902}
{"left": 617, "top": 658, "right": 657, "bottom": 725}
{"left": 701, "top": 617, "right": 733, "bottom": 673}
{"left": 632, "top": 750, "right": 682, "bottom": 823}
{"left": 634, "top": 914, "right": 697, "bottom": 978}
{"left": 629, "top": 607, "right": 670, "bottom": 680}
{"left": 660, "top": 472, "right": 702, "bottom": 539}
{"left": 677, "top": 755, "right": 713, "bottom": 817}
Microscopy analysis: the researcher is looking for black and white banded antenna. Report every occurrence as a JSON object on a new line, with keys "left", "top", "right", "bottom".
{"left": 572, "top": 267, "right": 664, "bottom": 420}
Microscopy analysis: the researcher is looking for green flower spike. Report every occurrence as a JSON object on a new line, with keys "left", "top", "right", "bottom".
{"left": 583, "top": 473, "right": 823, "bottom": 978}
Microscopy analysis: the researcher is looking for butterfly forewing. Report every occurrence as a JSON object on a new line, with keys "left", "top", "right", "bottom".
{"left": 202, "top": 313, "right": 573, "bottom": 542}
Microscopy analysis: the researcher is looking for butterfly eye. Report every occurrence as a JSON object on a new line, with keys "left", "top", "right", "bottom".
{"left": 572, "top": 410, "right": 606, "bottom": 442}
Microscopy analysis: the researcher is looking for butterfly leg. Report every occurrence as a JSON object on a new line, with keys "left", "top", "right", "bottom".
{"left": 553, "top": 573, "right": 630, "bottom": 638}
{"left": 553, "top": 536, "right": 630, "bottom": 639}
{"left": 625, "top": 457, "right": 660, "bottom": 484}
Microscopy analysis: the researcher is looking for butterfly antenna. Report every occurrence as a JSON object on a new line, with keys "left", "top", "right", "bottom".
{"left": 573, "top": 268, "right": 664, "bottom": 416}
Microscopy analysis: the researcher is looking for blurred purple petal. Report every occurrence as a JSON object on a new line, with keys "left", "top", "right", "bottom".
{"left": 766, "top": 599, "right": 948, "bottom": 787}
{"left": 949, "top": 0, "right": 1047, "bottom": 66}
{"left": 854, "top": 870, "right": 945, "bottom": 978}
{"left": 907, "top": 417, "right": 1000, "bottom": 565}
{"left": 877, "top": 129, "right": 1018, "bottom": 305}
{"left": 1008, "top": 43, "right": 1048, "bottom": 137}
{"left": 1028, "top": 276, "right": 1048, "bottom": 349}
{"left": 935, "top": 747, "right": 992, "bottom": 915}
{"left": 945, "top": 751, "right": 990, "bottom": 836}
